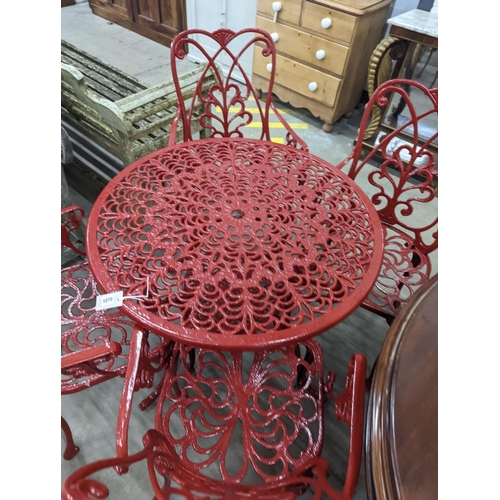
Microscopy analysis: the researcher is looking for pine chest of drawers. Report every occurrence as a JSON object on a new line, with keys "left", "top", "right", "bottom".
{"left": 252, "top": 0, "right": 393, "bottom": 131}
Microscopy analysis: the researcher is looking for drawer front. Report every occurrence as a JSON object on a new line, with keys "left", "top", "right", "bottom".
{"left": 301, "top": 2, "right": 357, "bottom": 44}
{"left": 257, "top": 0, "right": 302, "bottom": 25}
{"left": 256, "top": 15, "right": 348, "bottom": 76}
{"left": 253, "top": 51, "right": 340, "bottom": 107}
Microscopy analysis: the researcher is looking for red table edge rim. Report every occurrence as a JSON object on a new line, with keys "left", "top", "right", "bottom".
{"left": 86, "top": 138, "right": 384, "bottom": 350}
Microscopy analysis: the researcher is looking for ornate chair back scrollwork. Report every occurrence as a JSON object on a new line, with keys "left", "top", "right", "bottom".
{"left": 337, "top": 78, "right": 438, "bottom": 321}
{"left": 61, "top": 205, "right": 172, "bottom": 460}
{"left": 168, "top": 28, "right": 308, "bottom": 150}
{"left": 62, "top": 353, "right": 367, "bottom": 499}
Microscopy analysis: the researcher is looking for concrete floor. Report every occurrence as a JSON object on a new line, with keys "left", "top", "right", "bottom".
{"left": 61, "top": 3, "right": 436, "bottom": 499}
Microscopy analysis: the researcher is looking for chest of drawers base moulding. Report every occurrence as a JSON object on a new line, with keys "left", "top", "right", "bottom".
{"left": 252, "top": 0, "right": 393, "bottom": 132}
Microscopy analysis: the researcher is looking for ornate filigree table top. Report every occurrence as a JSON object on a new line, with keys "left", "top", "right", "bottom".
{"left": 87, "top": 139, "right": 383, "bottom": 349}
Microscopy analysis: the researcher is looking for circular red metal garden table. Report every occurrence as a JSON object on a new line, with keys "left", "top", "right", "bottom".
{"left": 86, "top": 138, "right": 384, "bottom": 350}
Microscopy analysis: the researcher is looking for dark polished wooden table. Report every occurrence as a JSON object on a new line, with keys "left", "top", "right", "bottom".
{"left": 365, "top": 274, "right": 438, "bottom": 500}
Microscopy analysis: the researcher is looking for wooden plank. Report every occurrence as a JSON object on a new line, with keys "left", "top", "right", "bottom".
{"left": 116, "top": 65, "right": 213, "bottom": 112}
{"left": 62, "top": 41, "right": 146, "bottom": 92}
{"left": 61, "top": 55, "right": 127, "bottom": 102}
{"left": 389, "top": 25, "right": 438, "bottom": 49}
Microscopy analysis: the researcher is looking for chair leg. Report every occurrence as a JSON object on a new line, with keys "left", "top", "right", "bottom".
{"left": 430, "top": 70, "right": 438, "bottom": 88}
{"left": 139, "top": 371, "right": 168, "bottom": 411}
{"left": 138, "top": 340, "right": 176, "bottom": 411}
{"left": 295, "top": 343, "right": 315, "bottom": 389}
{"left": 116, "top": 327, "right": 145, "bottom": 474}
{"left": 61, "top": 416, "right": 80, "bottom": 460}
{"left": 416, "top": 47, "right": 436, "bottom": 79}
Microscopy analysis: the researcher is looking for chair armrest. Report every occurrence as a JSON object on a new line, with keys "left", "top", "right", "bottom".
{"left": 168, "top": 106, "right": 182, "bottom": 146}
{"left": 61, "top": 341, "right": 122, "bottom": 370}
{"left": 61, "top": 205, "right": 84, "bottom": 218}
{"left": 325, "top": 353, "right": 367, "bottom": 498}
{"left": 271, "top": 102, "right": 309, "bottom": 151}
{"left": 62, "top": 430, "right": 176, "bottom": 499}
{"left": 61, "top": 205, "right": 86, "bottom": 256}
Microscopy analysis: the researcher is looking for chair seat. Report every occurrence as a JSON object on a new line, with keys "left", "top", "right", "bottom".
{"left": 62, "top": 351, "right": 367, "bottom": 499}
{"left": 156, "top": 341, "right": 325, "bottom": 485}
{"left": 362, "top": 224, "right": 433, "bottom": 318}
{"left": 61, "top": 260, "right": 166, "bottom": 394}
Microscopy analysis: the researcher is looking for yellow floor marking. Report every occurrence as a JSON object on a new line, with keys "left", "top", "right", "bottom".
{"left": 213, "top": 92, "right": 306, "bottom": 126}
{"left": 216, "top": 107, "right": 263, "bottom": 113}
{"left": 271, "top": 137, "right": 285, "bottom": 144}
{"left": 246, "top": 122, "right": 308, "bottom": 129}
{"left": 215, "top": 106, "right": 302, "bottom": 118}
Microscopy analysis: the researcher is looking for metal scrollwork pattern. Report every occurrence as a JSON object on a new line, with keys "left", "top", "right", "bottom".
{"left": 62, "top": 429, "right": 344, "bottom": 499}
{"left": 61, "top": 261, "right": 167, "bottom": 393}
{"left": 61, "top": 205, "right": 86, "bottom": 256}
{"left": 339, "top": 79, "right": 438, "bottom": 319}
{"left": 169, "top": 28, "right": 309, "bottom": 150}
{"left": 87, "top": 139, "right": 383, "bottom": 349}
{"left": 171, "top": 29, "right": 276, "bottom": 143}
{"left": 61, "top": 261, "right": 136, "bottom": 392}
{"left": 364, "top": 226, "right": 432, "bottom": 316}
{"left": 156, "top": 341, "right": 324, "bottom": 484}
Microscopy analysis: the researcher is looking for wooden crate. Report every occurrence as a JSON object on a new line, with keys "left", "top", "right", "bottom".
{"left": 61, "top": 40, "right": 216, "bottom": 180}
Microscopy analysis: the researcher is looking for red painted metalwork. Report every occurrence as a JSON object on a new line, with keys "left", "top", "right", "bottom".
{"left": 337, "top": 78, "right": 438, "bottom": 319}
{"left": 86, "top": 138, "right": 384, "bottom": 350}
{"left": 61, "top": 205, "right": 86, "bottom": 256}
{"left": 157, "top": 341, "right": 324, "bottom": 483}
{"left": 61, "top": 417, "right": 79, "bottom": 461}
{"left": 168, "top": 28, "right": 308, "bottom": 151}
{"left": 61, "top": 206, "right": 172, "bottom": 459}
{"left": 61, "top": 341, "right": 121, "bottom": 460}
{"left": 62, "top": 353, "right": 367, "bottom": 499}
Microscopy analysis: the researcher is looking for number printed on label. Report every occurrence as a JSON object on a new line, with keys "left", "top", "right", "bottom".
{"left": 95, "top": 291, "right": 124, "bottom": 311}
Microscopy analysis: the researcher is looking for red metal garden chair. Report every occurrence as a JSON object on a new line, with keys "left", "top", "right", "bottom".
{"left": 61, "top": 340, "right": 123, "bottom": 460}
{"left": 62, "top": 350, "right": 367, "bottom": 499}
{"left": 168, "top": 27, "right": 308, "bottom": 151}
{"left": 61, "top": 205, "right": 173, "bottom": 460}
{"left": 336, "top": 78, "right": 438, "bottom": 323}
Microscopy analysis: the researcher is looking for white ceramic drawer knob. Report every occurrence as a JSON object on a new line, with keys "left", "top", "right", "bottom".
{"left": 309, "top": 82, "right": 318, "bottom": 92}
{"left": 316, "top": 49, "right": 326, "bottom": 60}
{"left": 271, "top": 32, "right": 280, "bottom": 42}
{"left": 272, "top": 2, "right": 282, "bottom": 21}
{"left": 321, "top": 17, "right": 332, "bottom": 29}
{"left": 266, "top": 63, "right": 273, "bottom": 72}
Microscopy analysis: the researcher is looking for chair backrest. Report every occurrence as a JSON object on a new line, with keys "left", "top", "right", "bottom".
{"left": 339, "top": 78, "right": 438, "bottom": 257}
{"left": 170, "top": 28, "right": 277, "bottom": 142}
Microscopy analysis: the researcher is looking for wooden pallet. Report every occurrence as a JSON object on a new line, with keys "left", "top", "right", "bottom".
{"left": 61, "top": 40, "right": 216, "bottom": 180}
